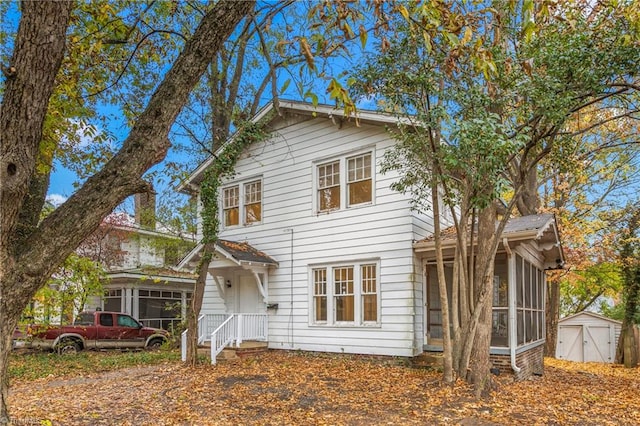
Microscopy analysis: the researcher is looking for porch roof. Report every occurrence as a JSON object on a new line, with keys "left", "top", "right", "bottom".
{"left": 414, "top": 213, "right": 564, "bottom": 267}
{"left": 176, "top": 239, "right": 278, "bottom": 271}
{"left": 216, "top": 239, "right": 279, "bottom": 267}
{"left": 106, "top": 266, "right": 196, "bottom": 284}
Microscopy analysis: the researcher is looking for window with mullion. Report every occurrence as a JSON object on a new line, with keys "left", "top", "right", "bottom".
{"left": 361, "top": 264, "right": 377, "bottom": 322}
{"left": 244, "top": 180, "right": 262, "bottom": 224}
{"left": 334, "top": 266, "right": 354, "bottom": 322}
{"left": 318, "top": 161, "right": 340, "bottom": 212}
{"left": 313, "top": 269, "right": 327, "bottom": 322}
{"left": 223, "top": 186, "right": 239, "bottom": 226}
{"left": 347, "top": 153, "right": 372, "bottom": 206}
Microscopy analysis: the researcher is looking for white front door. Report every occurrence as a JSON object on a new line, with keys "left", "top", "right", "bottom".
{"left": 236, "top": 274, "right": 261, "bottom": 313}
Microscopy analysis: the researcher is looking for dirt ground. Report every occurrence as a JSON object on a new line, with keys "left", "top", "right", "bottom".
{"left": 8, "top": 351, "right": 640, "bottom": 425}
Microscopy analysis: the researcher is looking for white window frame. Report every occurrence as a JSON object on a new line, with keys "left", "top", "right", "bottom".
{"left": 220, "top": 177, "right": 263, "bottom": 228}
{"left": 309, "top": 260, "right": 381, "bottom": 327}
{"left": 222, "top": 185, "right": 240, "bottom": 227}
{"left": 313, "top": 149, "right": 375, "bottom": 214}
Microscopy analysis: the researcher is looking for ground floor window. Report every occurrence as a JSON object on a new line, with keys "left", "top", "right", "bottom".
{"left": 311, "top": 261, "right": 380, "bottom": 326}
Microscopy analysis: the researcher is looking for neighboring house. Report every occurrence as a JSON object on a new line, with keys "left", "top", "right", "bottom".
{"left": 556, "top": 311, "right": 622, "bottom": 363}
{"left": 93, "top": 193, "right": 196, "bottom": 330}
{"left": 178, "top": 100, "right": 563, "bottom": 378}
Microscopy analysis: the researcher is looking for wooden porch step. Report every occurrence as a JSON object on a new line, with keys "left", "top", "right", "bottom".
{"left": 197, "top": 341, "right": 268, "bottom": 362}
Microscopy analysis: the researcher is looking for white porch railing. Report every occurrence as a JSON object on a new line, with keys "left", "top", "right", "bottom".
{"left": 210, "top": 314, "right": 268, "bottom": 364}
{"left": 181, "top": 313, "right": 267, "bottom": 363}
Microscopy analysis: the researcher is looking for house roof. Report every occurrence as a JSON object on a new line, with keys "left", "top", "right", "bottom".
{"left": 414, "top": 213, "right": 564, "bottom": 267}
{"left": 178, "top": 99, "right": 405, "bottom": 193}
{"left": 176, "top": 239, "right": 278, "bottom": 271}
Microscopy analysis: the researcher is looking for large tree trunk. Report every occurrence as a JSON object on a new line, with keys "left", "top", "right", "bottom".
{"left": 0, "top": 1, "right": 254, "bottom": 422}
{"left": 465, "top": 204, "right": 498, "bottom": 396}
{"left": 544, "top": 278, "right": 561, "bottom": 357}
{"left": 616, "top": 323, "right": 639, "bottom": 367}
{"left": 0, "top": 2, "right": 74, "bottom": 420}
{"left": 186, "top": 244, "right": 214, "bottom": 365}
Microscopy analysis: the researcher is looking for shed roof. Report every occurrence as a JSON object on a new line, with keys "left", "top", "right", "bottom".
{"left": 558, "top": 311, "right": 622, "bottom": 325}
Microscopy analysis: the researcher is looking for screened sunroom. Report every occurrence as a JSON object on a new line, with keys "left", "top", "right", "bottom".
{"left": 414, "top": 213, "right": 564, "bottom": 379}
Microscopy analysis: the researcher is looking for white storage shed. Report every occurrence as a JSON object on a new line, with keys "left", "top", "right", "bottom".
{"left": 556, "top": 311, "right": 622, "bottom": 363}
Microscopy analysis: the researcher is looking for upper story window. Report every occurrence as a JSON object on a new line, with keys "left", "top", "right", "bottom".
{"left": 223, "top": 186, "right": 240, "bottom": 226}
{"left": 222, "top": 178, "right": 262, "bottom": 227}
{"left": 347, "top": 153, "right": 372, "bottom": 206}
{"left": 244, "top": 180, "right": 262, "bottom": 224}
{"left": 316, "top": 151, "right": 374, "bottom": 213}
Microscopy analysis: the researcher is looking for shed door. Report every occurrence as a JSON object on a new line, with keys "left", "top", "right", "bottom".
{"left": 558, "top": 324, "right": 615, "bottom": 363}
{"left": 557, "top": 325, "right": 584, "bottom": 362}
{"left": 584, "top": 326, "right": 613, "bottom": 363}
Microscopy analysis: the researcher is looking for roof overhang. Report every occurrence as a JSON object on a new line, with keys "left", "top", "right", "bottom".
{"left": 107, "top": 269, "right": 196, "bottom": 284}
{"left": 414, "top": 214, "right": 564, "bottom": 269}
{"left": 176, "top": 240, "right": 278, "bottom": 271}
{"left": 177, "top": 99, "right": 408, "bottom": 194}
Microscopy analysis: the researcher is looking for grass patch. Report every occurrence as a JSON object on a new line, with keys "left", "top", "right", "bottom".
{"left": 9, "top": 349, "right": 181, "bottom": 382}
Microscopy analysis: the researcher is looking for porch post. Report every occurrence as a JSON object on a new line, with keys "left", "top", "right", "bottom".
{"left": 236, "top": 314, "right": 243, "bottom": 347}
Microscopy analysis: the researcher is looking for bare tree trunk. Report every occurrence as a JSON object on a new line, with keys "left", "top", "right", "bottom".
{"left": 467, "top": 273, "right": 495, "bottom": 397}
{"left": 545, "top": 277, "right": 561, "bottom": 357}
{"left": 0, "top": 1, "right": 254, "bottom": 422}
{"left": 616, "top": 323, "right": 639, "bottom": 367}
{"left": 431, "top": 175, "right": 454, "bottom": 382}
{"left": 186, "top": 244, "right": 214, "bottom": 365}
{"left": 456, "top": 204, "right": 498, "bottom": 396}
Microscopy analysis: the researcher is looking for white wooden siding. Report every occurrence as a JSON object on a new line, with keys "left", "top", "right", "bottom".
{"left": 202, "top": 115, "right": 428, "bottom": 357}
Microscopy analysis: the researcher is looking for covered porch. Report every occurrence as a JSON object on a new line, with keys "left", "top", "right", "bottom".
{"left": 178, "top": 239, "right": 278, "bottom": 363}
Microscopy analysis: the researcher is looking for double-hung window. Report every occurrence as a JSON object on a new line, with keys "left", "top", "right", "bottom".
{"left": 316, "top": 151, "right": 373, "bottom": 213}
{"left": 311, "top": 261, "right": 379, "bottom": 326}
{"left": 221, "top": 178, "right": 262, "bottom": 227}
{"left": 223, "top": 186, "right": 239, "bottom": 226}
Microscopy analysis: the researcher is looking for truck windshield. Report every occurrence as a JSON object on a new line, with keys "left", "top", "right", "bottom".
{"left": 75, "top": 313, "right": 94, "bottom": 325}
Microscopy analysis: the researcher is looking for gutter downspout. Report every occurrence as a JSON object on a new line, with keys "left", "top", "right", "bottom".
{"left": 504, "top": 237, "right": 521, "bottom": 374}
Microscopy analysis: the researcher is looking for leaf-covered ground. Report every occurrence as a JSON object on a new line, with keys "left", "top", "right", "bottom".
{"left": 8, "top": 351, "right": 640, "bottom": 425}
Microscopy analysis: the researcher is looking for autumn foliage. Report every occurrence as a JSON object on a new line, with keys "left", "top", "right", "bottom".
{"left": 8, "top": 351, "right": 640, "bottom": 425}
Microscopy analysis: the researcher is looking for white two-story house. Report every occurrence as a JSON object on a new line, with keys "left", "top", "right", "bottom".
{"left": 179, "top": 100, "right": 563, "bottom": 379}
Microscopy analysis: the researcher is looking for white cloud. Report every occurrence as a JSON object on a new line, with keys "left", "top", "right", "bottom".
{"left": 46, "top": 194, "right": 67, "bottom": 207}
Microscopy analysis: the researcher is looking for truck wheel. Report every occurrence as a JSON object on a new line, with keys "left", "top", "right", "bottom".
{"left": 146, "top": 338, "right": 164, "bottom": 350}
{"left": 57, "top": 339, "right": 81, "bottom": 355}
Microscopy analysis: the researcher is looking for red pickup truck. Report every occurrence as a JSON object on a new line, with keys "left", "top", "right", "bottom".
{"left": 21, "top": 311, "right": 169, "bottom": 354}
